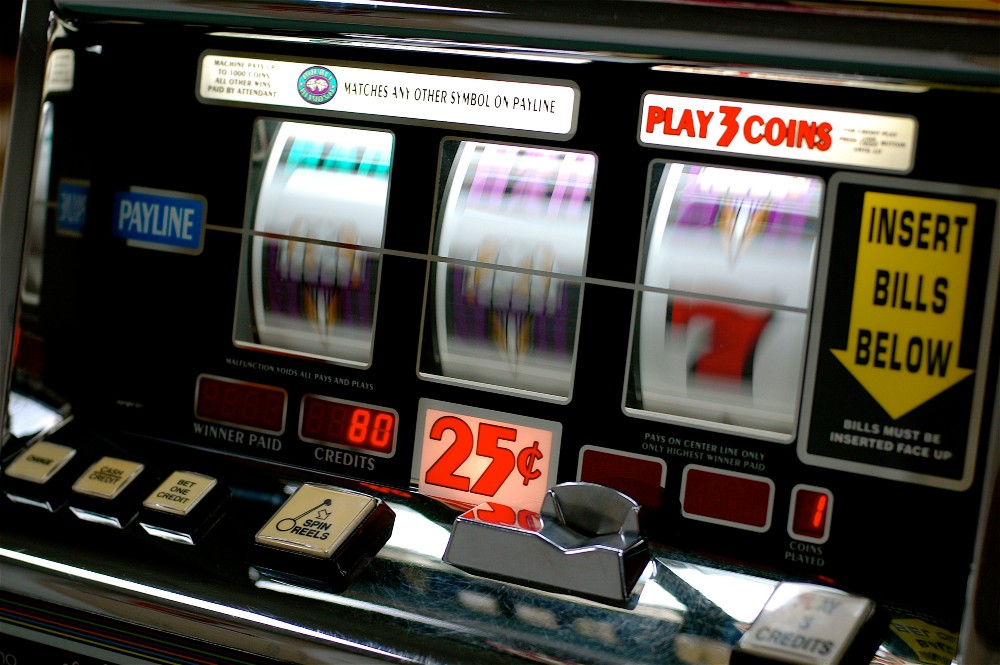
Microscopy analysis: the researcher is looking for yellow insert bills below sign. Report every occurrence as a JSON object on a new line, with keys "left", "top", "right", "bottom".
{"left": 831, "top": 192, "right": 975, "bottom": 419}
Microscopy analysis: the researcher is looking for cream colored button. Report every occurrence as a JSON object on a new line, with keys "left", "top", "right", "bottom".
{"left": 4, "top": 441, "right": 76, "bottom": 484}
{"left": 255, "top": 483, "right": 376, "bottom": 558}
{"left": 736, "top": 582, "right": 875, "bottom": 665}
{"left": 72, "top": 456, "right": 144, "bottom": 499}
{"left": 142, "top": 471, "right": 217, "bottom": 516}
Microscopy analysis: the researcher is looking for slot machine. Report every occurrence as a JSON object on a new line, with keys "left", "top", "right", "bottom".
{"left": 1, "top": 0, "right": 997, "bottom": 663}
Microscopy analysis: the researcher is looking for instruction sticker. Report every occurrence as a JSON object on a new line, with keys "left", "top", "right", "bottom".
{"left": 639, "top": 93, "right": 916, "bottom": 172}
{"left": 800, "top": 175, "right": 998, "bottom": 490}
{"left": 197, "top": 52, "right": 579, "bottom": 139}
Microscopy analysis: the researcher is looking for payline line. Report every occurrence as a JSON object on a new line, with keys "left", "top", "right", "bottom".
{"left": 208, "top": 223, "right": 809, "bottom": 315}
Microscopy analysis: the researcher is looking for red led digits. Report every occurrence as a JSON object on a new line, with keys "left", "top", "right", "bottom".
{"left": 300, "top": 395, "right": 397, "bottom": 456}
{"left": 789, "top": 486, "right": 832, "bottom": 542}
{"left": 195, "top": 375, "right": 286, "bottom": 434}
{"left": 681, "top": 466, "right": 773, "bottom": 531}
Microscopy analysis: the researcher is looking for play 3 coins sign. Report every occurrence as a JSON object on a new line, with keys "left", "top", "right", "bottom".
{"left": 801, "top": 175, "right": 999, "bottom": 490}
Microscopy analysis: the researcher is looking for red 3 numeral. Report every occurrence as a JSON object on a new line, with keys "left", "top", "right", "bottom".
{"left": 425, "top": 417, "right": 517, "bottom": 497}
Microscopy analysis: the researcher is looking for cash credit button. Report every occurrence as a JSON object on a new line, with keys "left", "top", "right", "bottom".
{"left": 139, "top": 471, "right": 228, "bottom": 545}
{"left": 69, "top": 456, "right": 148, "bottom": 528}
{"left": 251, "top": 483, "right": 395, "bottom": 593}
{"left": 73, "top": 457, "right": 144, "bottom": 499}
{"left": 3, "top": 441, "right": 80, "bottom": 512}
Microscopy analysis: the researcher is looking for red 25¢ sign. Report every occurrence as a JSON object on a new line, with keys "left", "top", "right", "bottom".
{"left": 414, "top": 399, "right": 561, "bottom": 509}
{"left": 639, "top": 93, "right": 916, "bottom": 172}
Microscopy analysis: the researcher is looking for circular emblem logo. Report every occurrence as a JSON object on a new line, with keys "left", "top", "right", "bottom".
{"left": 297, "top": 66, "right": 337, "bottom": 105}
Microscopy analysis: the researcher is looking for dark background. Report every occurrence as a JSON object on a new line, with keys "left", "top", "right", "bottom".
{"left": 1, "top": 1, "right": 17, "bottom": 56}
{"left": 2, "top": 1, "right": 21, "bottom": 188}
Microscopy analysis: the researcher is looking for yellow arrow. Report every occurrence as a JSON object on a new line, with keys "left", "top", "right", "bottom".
{"left": 831, "top": 192, "right": 975, "bottom": 419}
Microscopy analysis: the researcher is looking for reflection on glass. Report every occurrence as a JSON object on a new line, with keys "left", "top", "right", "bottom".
{"left": 424, "top": 141, "right": 596, "bottom": 399}
{"left": 6, "top": 390, "right": 67, "bottom": 439}
{"left": 663, "top": 560, "right": 777, "bottom": 624}
{"left": 21, "top": 102, "right": 55, "bottom": 307}
{"left": 629, "top": 163, "right": 821, "bottom": 439}
{"left": 234, "top": 120, "right": 393, "bottom": 366}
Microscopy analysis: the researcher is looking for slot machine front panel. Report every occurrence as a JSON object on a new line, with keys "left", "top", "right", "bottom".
{"left": 1, "top": 1, "right": 998, "bottom": 663}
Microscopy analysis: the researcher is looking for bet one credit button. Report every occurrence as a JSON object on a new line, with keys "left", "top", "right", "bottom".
{"left": 251, "top": 483, "right": 395, "bottom": 593}
{"left": 139, "top": 471, "right": 229, "bottom": 545}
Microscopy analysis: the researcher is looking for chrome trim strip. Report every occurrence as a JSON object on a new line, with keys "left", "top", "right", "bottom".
{"left": 49, "top": 0, "right": 1000, "bottom": 87}
{"left": 0, "top": 0, "right": 50, "bottom": 448}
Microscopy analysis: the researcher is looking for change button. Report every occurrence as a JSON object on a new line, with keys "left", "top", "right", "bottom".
{"left": 5, "top": 441, "right": 77, "bottom": 484}
{"left": 3, "top": 441, "right": 82, "bottom": 511}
